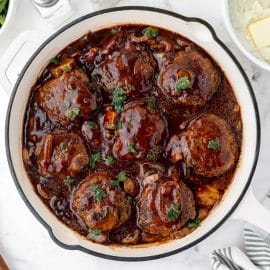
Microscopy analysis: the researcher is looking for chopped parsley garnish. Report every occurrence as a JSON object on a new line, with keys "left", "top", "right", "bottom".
{"left": 175, "top": 76, "right": 192, "bottom": 91}
{"left": 59, "top": 142, "right": 67, "bottom": 153}
{"left": 50, "top": 57, "right": 60, "bottom": 65}
{"left": 112, "top": 171, "right": 127, "bottom": 186}
{"left": 63, "top": 65, "right": 71, "bottom": 73}
{"left": 88, "top": 228, "right": 102, "bottom": 237}
{"left": 147, "top": 152, "right": 154, "bottom": 159}
{"left": 147, "top": 146, "right": 158, "bottom": 159}
{"left": 112, "top": 180, "right": 119, "bottom": 186}
{"left": 186, "top": 218, "right": 201, "bottom": 229}
{"left": 87, "top": 121, "right": 96, "bottom": 128}
{"left": 167, "top": 203, "right": 180, "bottom": 221}
{"left": 92, "top": 185, "right": 106, "bottom": 202}
{"left": 63, "top": 99, "right": 70, "bottom": 109}
{"left": 148, "top": 98, "right": 156, "bottom": 109}
{"left": 89, "top": 152, "right": 102, "bottom": 169}
{"left": 64, "top": 176, "right": 76, "bottom": 184}
{"left": 65, "top": 107, "right": 80, "bottom": 121}
{"left": 127, "top": 143, "right": 136, "bottom": 154}
{"left": 104, "top": 156, "right": 114, "bottom": 166}
{"left": 108, "top": 123, "right": 115, "bottom": 129}
{"left": 117, "top": 120, "right": 123, "bottom": 130}
{"left": 127, "top": 196, "right": 133, "bottom": 203}
{"left": 118, "top": 171, "right": 127, "bottom": 182}
{"left": 208, "top": 139, "right": 221, "bottom": 149}
{"left": 143, "top": 26, "right": 159, "bottom": 39}
{"left": 112, "top": 87, "right": 126, "bottom": 113}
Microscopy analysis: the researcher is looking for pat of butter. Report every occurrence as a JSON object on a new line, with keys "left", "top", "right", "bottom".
{"left": 248, "top": 16, "right": 270, "bottom": 49}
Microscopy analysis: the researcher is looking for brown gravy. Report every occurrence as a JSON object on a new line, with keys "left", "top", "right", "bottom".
{"left": 23, "top": 25, "right": 242, "bottom": 245}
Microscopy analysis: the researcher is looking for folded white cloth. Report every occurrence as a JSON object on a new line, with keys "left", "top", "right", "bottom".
{"left": 212, "top": 194, "right": 270, "bottom": 270}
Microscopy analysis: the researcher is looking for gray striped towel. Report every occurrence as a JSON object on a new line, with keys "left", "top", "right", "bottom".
{"left": 212, "top": 193, "right": 270, "bottom": 270}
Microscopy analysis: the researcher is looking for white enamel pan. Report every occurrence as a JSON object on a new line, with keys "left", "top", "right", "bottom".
{"left": 4, "top": 7, "right": 265, "bottom": 261}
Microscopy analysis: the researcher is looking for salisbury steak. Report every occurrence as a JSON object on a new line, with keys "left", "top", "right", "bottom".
{"left": 35, "top": 130, "right": 89, "bottom": 179}
{"left": 179, "top": 114, "right": 238, "bottom": 178}
{"left": 113, "top": 100, "right": 167, "bottom": 161}
{"left": 72, "top": 173, "right": 132, "bottom": 232}
{"left": 93, "top": 48, "right": 157, "bottom": 96}
{"left": 137, "top": 174, "right": 195, "bottom": 236}
{"left": 159, "top": 50, "right": 221, "bottom": 106}
{"left": 38, "top": 69, "right": 101, "bottom": 125}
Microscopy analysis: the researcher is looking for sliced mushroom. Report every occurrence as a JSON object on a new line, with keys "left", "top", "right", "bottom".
{"left": 123, "top": 177, "right": 138, "bottom": 197}
{"left": 122, "top": 230, "right": 141, "bottom": 244}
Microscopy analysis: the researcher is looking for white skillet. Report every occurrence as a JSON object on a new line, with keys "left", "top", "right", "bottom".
{"left": 4, "top": 7, "right": 264, "bottom": 261}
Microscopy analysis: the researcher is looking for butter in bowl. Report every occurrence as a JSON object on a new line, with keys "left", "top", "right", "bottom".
{"left": 223, "top": 0, "right": 270, "bottom": 71}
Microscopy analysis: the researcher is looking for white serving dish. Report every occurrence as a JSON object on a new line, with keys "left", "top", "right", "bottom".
{"left": 222, "top": 0, "right": 270, "bottom": 71}
{"left": 4, "top": 7, "right": 265, "bottom": 261}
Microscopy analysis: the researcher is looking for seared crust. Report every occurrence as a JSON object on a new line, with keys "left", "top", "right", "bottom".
{"left": 138, "top": 175, "right": 195, "bottom": 236}
{"left": 113, "top": 100, "right": 167, "bottom": 161}
{"left": 93, "top": 49, "right": 157, "bottom": 95}
{"left": 72, "top": 173, "right": 132, "bottom": 231}
{"left": 159, "top": 50, "right": 221, "bottom": 106}
{"left": 35, "top": 130, "right": 89, "bottom": 179}
{"left": 180, "top": 114, "right": 238, "bottom": 177}
{"left": 38, "top": 69, "right": 101, "bottom": 125}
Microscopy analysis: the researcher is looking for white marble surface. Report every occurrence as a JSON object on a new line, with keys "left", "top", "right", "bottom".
{"left": 0, "top": 0, "right": 270, "bottom": 269}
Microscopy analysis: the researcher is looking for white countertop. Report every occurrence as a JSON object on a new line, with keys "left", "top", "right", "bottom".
{"left": 0, "top": 0, "right": 270, "bottom": 269}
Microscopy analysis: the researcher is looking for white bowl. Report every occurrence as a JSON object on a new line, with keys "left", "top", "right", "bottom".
{"left": 222, "top": 0, "right": 270, "bottom": 71}
{"left": 0, "top": 0, "right": 17, "bottom": 37}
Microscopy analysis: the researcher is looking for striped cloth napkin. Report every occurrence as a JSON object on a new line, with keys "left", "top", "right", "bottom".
{"left": 211, "top": 193, "right": 270, "bottom": 270}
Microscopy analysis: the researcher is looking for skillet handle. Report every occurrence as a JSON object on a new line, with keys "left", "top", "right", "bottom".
{"left": 0, "top": 31, "right": 48, "bottom": 94}
{"left": 231, "top": 188, "right": 270, "bottom": 232}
